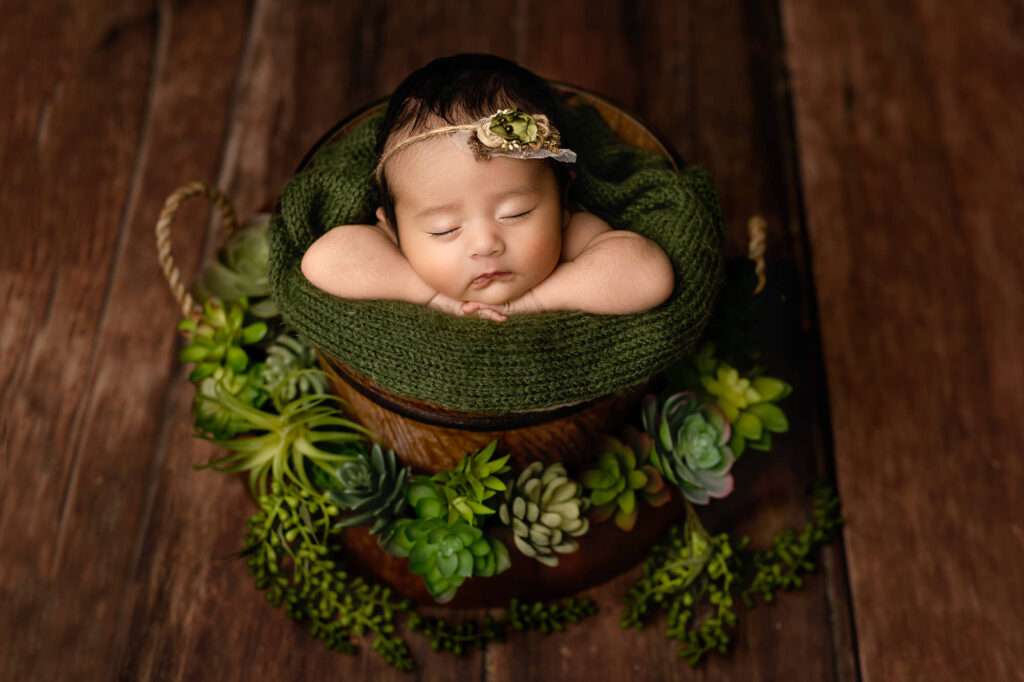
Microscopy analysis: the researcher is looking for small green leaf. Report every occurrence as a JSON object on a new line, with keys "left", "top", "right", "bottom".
{"left": 748, "top": 402, "right": 789, "bottom": 433}
{"left": 179, "top": 345, "right": 209, "bottom": 363}
{"left": 735, "top": 412, "right": 763, "bottom": 441}
{"left": 241, "top": 322, "right": 268, "bottom": 345}
{"left": 226, "top": 346, "right": 249, "bottom": 372}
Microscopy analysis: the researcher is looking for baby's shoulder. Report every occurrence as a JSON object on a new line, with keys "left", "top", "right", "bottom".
{"left": 561, "top": 211, "right": 612, "bottom": 262}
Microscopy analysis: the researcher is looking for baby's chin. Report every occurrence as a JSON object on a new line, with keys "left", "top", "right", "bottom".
{"left": 458, "top": 279, "right": 532, "bottom": 305}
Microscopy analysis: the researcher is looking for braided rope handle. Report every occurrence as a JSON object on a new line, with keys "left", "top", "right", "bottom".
{"left": 155, "top": 181, "right": 239, "bottom": 321}
{"left": 747, "top": 215, "right": 768, "bottom": 295}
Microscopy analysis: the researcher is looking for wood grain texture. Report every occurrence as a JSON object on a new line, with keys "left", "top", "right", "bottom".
{"left": 781, "top": 1, "right": 1024, "bottom": 681}
{"left": 0, "top": 0, "right": 858, "bottom": 679}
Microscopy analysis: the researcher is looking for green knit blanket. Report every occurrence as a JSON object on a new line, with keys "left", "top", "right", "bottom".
{"left": 269, "top": 103, "right": 724, "bottom": 414}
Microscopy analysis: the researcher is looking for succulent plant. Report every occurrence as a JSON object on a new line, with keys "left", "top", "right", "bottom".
{"left": 431, "top": 440, "right": 511, "bottom": 526}
{"left": 641, "top": 391, "right": 735, "bottom": 505}
{"left": 582, "top": 434, "right": 656, "bottom": 531}
{"left": 195, "top": 386, "right": 373, "bottom": 497}
{"left": 177, "top": 297, "right": 267, "bottom": 383}
{"left": 192, "top": 365, "right": 268, "bottom": 440}
{"left": 620, "top": 426, "right": 673, "bottom": 509}
{"left": 194, "top": 214, "right": 279, "bottom": 318}
{"left": 497, "top": 462, "right": 589, "bottom": 567}
{"left": 701, "top": 363, "right": 791, "bottom": 456}
{"left": 263, "top": 332, "right": 329, "bottom": 406}
{"left": 315, "top": 443, "right": 410, "bottom": 538}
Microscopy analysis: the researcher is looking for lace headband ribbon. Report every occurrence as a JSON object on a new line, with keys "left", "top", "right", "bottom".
{"left": 374, "top": 108, "right": 577, "bottom": 184}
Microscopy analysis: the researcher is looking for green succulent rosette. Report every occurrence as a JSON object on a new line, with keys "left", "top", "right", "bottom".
{"left": 582, "top": 434, "right": 654, "bottom": 531}
{"left": 701, "top": 364, "right": 791, "bottom": 455}
{"left": 194, "top": 214, "right": 279, "bottom": 319}
{"left": 262, "top": 332, "right": 329, "bottom": 406}
{"left": 386, "top": 518, "right": 510, "bottom": 603}
{"left": 498, "top": 461, "right": 590, "bottom": 567}
{"left": 177, "top": 296, "right": 268, "bottom": 383}
{"left": 642, "top": 391, "right": 735, "bottom": 505}
{"left": 315, "top": 443, "right": 410, "bottom": 541}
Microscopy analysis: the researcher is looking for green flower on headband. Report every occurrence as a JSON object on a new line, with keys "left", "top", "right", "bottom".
{"left": 478, "top": 109, "right": 540, "bottom": 149}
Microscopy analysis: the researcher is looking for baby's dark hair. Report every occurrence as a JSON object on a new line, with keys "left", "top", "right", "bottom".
{"left": 374, "top": 53, "right": 572, "bottom": 240}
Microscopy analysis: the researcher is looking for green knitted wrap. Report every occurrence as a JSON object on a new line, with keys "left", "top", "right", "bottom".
{"left": 268, "top": 104, "right": 724, "bottom": 414}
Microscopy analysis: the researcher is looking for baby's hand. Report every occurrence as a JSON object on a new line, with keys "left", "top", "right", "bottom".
{"left": 461, "top": 301, "right": 508, "bottom": 323}
{"left": 427, "top": 292, "right": 467, "bottom": 318}
{"left": 428, "top": 293, "right": 507, "bottom": 322}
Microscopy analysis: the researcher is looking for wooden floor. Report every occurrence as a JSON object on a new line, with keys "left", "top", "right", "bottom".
{"left": 2, "top": 1, "right": 1021, "bottom": 680}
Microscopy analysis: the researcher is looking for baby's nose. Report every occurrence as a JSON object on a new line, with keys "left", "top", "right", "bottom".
{"left": 471, "top": 226, "right": 505, "bottom": 257}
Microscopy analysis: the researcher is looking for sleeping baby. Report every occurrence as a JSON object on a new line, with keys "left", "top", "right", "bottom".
{"left": 301, "top": 54, "right": 675, "bottom": 322}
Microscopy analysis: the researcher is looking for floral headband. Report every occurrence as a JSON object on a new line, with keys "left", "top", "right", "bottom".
{"left": 373, "top": 108, "right": 577, "bottom": 184}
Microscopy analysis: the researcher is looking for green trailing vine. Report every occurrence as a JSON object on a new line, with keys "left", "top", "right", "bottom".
{"left": 407, "top": 596, "right": 598, "bottom": 655}
{"left": 621, "top": 484, "right": 843, "bottom": 667}
{"left": 173, "top": 225, "right": 844, "bottom": 672}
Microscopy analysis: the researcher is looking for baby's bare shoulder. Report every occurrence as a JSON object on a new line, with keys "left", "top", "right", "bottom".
{"left": 561, "top": 211, "right": 612, "bottom": 262}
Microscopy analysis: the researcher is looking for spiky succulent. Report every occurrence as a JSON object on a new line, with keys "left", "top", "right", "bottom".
{"left": 177, "top": 297, "right": 267, "bottom": 382}
{"left": 195, "top": 386, "right": 373, "bottom": 497}
{"left": 582, "top": 434, "right": 658, "bottom": 531}
{"left": 431, "top": 440, "right": 511, "bottom": 526}
{"left": 194, "top": 214, "right": 279, "bottom": 318}
{"left": 642, "top": 391, "right": 735, "bottom": 505}
{"left": 315, "top": 443, "right": 410, "bottom": 540}
{"left": 263, "top": 332, "right": 329, "bottom": 406}
{"left": 498, "top": 462, "right": 589, "bottom": 567}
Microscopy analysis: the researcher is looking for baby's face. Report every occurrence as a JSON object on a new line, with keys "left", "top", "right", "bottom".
{"left": 381, "top": 134, "right": 564, "bottom": 305}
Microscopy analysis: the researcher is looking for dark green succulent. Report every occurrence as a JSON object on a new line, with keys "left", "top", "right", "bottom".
{"left": 194, "top": 214, "right": 279, "bottom": 318}
{"left": 431, "top": 440, "right": 510, "bottom": 526}
{"left": 316, "top": 443, "right": 410, "bottom": 540}
{"left": 642, "top": 391, "right": 735, "bottom": 505}
{"left": 498, "top": 462, "right": 589, "bottom": 567}
{"left": 263, "top": 332, "right": 329, "bottom": 407}
{"left": 177, "top": 297, "right": 267, "bottom": 383}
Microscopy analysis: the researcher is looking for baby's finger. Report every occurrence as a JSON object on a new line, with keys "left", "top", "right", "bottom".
{"left": 480, "top": 309, "right": 507, "bottom": 322}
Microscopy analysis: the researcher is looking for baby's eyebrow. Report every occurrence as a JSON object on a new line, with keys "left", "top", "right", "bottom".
{"left": 413, "top": 186, "right": 538, "bottom": 220}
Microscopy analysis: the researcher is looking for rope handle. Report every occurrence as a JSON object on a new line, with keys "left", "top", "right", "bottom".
{"left": 155, "top": 181, "right": 240, "bottom": 322}
{"left": 747, "top": 215, "right": 767, "bottom": 295}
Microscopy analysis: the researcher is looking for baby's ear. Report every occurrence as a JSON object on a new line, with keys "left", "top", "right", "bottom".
{"left": 375, "top": 206, "right": 387, "bottom": 228}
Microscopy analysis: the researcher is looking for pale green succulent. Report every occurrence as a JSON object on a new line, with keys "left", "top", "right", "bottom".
{"left": 194, "top": 214, "right": 278, "bottom": 318}
{"left": 498, "top": 462, "right": 589, "bottom": 567}
{"left": 642, "top": 391, "right": 735, "bottom": 505}
{"left": 195, "top": 387, "right": 373, "bottom": 498}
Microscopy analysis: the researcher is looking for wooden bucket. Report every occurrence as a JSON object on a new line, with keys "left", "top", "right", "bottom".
{"left": 297, "top": 86, "right": 687, "bottom": 607}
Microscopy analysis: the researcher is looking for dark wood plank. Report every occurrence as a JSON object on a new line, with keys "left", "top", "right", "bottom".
{"left": 487, "top": 1, "right": 857, "bottom": 679}
{"left": 0, "top": 2, "right": 165, "bottom": 679}
{"left": 117, "top": 2, "right": 519, "bottom": 680}
{"left": 781, "top": 1, "right": 1024, "bottom": 680}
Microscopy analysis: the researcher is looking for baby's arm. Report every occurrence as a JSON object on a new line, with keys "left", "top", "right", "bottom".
{"left": 301, "top": 224, "right": 436, "bottom": 303}
{"left": 509, "top": 212, "right": 675, "bottom": 315}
